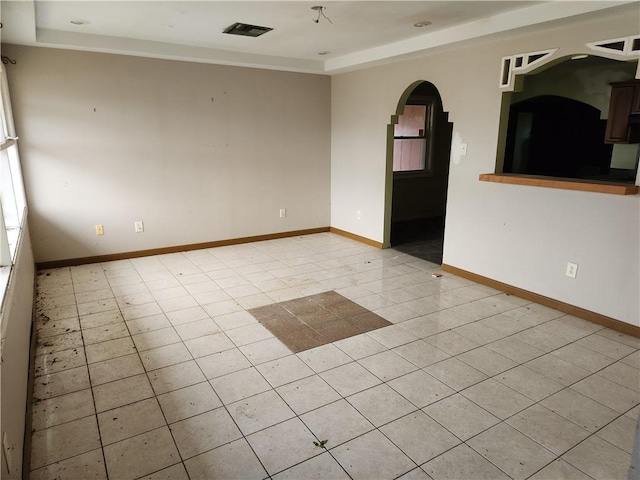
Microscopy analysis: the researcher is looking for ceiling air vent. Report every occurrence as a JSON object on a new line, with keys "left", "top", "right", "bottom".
{"left": 223, "top": 22, "right": 273, "bottom": 38}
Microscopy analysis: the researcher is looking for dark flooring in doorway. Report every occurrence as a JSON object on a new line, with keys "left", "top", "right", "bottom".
{"left": 391, "top": 217, "right": 445, "bottom": 265}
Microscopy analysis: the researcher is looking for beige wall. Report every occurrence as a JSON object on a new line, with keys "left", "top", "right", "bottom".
{"left": 0, "top": 226, "right": 35, "bottom": 480}
{"left": 331, "top": 5, "right": 640, "bottom": 326}
{"left": 4, "top": 45, "right": 331, "bottom": 263}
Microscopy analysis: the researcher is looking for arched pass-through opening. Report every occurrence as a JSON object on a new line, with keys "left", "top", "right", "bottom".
{"left": 383, "top": 81, "right": 453, "bottom": 265}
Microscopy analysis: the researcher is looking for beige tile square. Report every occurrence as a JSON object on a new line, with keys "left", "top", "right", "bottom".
{"left": 132, "top": 327, "right": 181, "bottom": 351}
{"left": 157, "top": 381, "right": 222, "bottom": 424}
{"left": 81, "top": 322, "right": 130, "bottom": 345}
{"left": 36, "top": 317, "right": 80, "bottom": 339}
{"left": 88, "top": 354, "right": 145, "bottom": 386}
{"left": 77, "top": 298, "right": 119, "bottom": 317}
{"left": 388, "top": 369, "right": 455, "bottom": 408}
{"left": 563, "top": 435, "right": 631, "bottom": 480}
{"left": 170, "top": 407, "right": 243, "bottom": 459}
{"left": 33, "top": 365, "right": 90, "bottom": 400}
{"left": 423, "top": 444, "right": 510, "bottom": 480}
{"left": 184, "top": 331, "right": 235, "bottom": 358}
{"left": 148, "top": 360, "right": 207, "bottom": 395}
{"left": 85, "top": 337, "right": 137, "bottom": 364}
{"left": 185, "top": 438, "right": 267, "bottom": 480}
{"left": 485, "top": 336, "right": 545, "bottom": 363}
{"left": 393, "top": 340, "right": 451, "bottom": 368}
{"left": 467, "top": 423, "right": 556, "bottom": 480}
{"left": 380, "top": 411, "right": 460, "bottom": 464}
{"left": 540, "top": 388, "right": 619, "bottom": 432}
{"left": 571, "top": 375, "right": 639, "bottom": 413}
{"left": 276, "top": 375, "right": 341, "bottom": 415}
{"left": 228, "top": 389, "right": 295, "bottom": 435}
{"left": 347, "top": 384, "right": 416, "bottom": 427}
{"left": 596, "top": 329, "right": 640, "bottom": 349}
{"left": 358, "top": 350, "right": 418, "bottom": 381}
{"left": 31, "top": 388, "right": 95, "bottom": 431}
{"left": 528, "top": 459, "right": 593, "bottom": 480}
{"left": 424, "top": 358, "right": 488, "bottom": 391}
{"left": 157, "top": 296, "right": 199, "bottom": 314}
{"left": 334, "top": 333, "right": 387, "bottom": 359}
{"left": 30, "top": 448, "right": 106, "bottom": 480}
{"left": 257, "top": 354, "right": 315, "bottom": 388}
{"left": 598, "top": 361, "right": 640, "bottom": 392}
{"left": 173, "top": 318, "right": 221, "bottom": 341}
{"left": 462, "top": 379, "right": 534, "bottom": 420}
{"left": 97, "top": 397, "right": 166, "bottom": 445}
{"left": 458, "top": 346, "right": 518, "bottom": 376}
{"left": 140, "top": 342, "right": 192, "bottom": 371}
{"left": 36, "top": 331, "right": 84, "bottom": 355}
{"left": 506, "top": 404, "right": 590, "bottom": 455}
{"left": 93, "top": 373, "right": 154, "bottom": 413}
{"left": 367, "top": 325, "right": 419, "bottom": 348}
{"left": 320, "top": 362, "right": 382, "bottom": 397}
{"left": 139, "top": 463, "right": 189, "bottom": 480}
{"left": 552, "top": 343, "right": 616, "bottom": 372}
{"left": 297, "top": 343, "right": 353, "bottom": 373}
{"left": 526, "top": 354, "right": 591, "bottom": 386}
{"left": 595, "top": 414, "right": 637, "bottom": 454}
{"left": 226, "top": 323, "right": 274, "bottom": 347}
{"left": 239, "top": 337, "right": 292, "bottom": 365}
{"left": 30, "top": 416, "right": 101, "bottom": 470}
{"left": 424, "top": 331, "right": 481, "bottom": 356}
{"left": 103, "top": 427, "right": 180, "bottom": 480}
{"left": 196, "top": 348, "right": 251, "bottom": 379}
{"left": 121, "top": 302, "right": 163, "bottom": 321}
{"left": 80, "top": 310, "right": 124, "bottom": 330}
{"left": 210, "top": 367, "right": 272, "bottom": 404}
{"left": 272, "top": 452, "right": 349, "bottom": 480}
{"left": 300, "top": 399, "right": 374, "bottom": 448}
{"left": 34, "top": 347, "right": 86, "bottom": 377}
{"left": 246, "top": 418, "right": 323, "bottom": 476}
{"left": 125, "top": 313, "right": 171, "bottom": 335}
{"left": 423, "top": 393, "right": 500, "bottom": 441}
{"left": 576, "top": 334, "right": 636, "bottom": 360}
{"left": 166, "top": 306, "right": 210, "bottom": 325}
{"left": 495, "top": 365, "right": 564, "bottom": 401}
{"left": 331, "top": 430, "right": 414, "bottom": 480}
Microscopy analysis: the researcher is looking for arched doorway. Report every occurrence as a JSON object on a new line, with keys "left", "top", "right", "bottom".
{"left": 384, "top": 81, "right": 453, "bottom": 264}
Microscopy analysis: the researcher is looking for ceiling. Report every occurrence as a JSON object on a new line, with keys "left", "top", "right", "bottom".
{"left": 1, "top": 1, "right": 635, "bottom": 74}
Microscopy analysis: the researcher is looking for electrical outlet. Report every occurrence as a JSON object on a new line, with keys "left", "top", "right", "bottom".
{"left": 95, "top": 224, "right": 104, "bottom": 236}
{"left": 356, "top": 210, "right": 362, "bottom": 220}
{"left": 566, "top": 262, "right": 578, "bottom": 278}
{"left": 3, "top": 432, "right": 11, "bottom": 474}
{"left": 279, "top": 208, "right": 286, "bottom": 218}
{"left": 135, "top": 221, "right": 144, "bottom": 233}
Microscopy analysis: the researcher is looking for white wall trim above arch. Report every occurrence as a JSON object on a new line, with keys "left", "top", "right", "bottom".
{"left": 587, "top": 35, "right": 640, "bottom": 57}
{"left": 499, "top": 49, "right": 558, "bottom": 90}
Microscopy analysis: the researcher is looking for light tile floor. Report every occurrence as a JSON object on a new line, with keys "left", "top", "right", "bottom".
{"left": 30, "top": 233, "right": 639, "bottom": 480}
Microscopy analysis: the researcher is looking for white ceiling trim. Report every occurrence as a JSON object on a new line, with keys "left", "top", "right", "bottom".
{"left": 323, "top": 1, "right": 634, "bottom": 73}
{"left": 2, "top": 0, "right": 637, "bottom": 75}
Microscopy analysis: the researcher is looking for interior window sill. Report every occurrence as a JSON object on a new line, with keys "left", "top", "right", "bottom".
{"left": 479, "top": 173, "right": 639, "bottom": 195}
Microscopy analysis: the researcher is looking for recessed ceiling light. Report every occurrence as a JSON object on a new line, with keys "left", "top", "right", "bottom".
{"left": 70, "top": 19, "right": 89, "bottom": 26}
{"left": 414, "top": 21, "right": 432, "bottom": 28}
{"left": 571, "top": 54, "right": 588, "bottom": 60}
{"left": 318, "top": 51, "right": 331, "bottom": 56}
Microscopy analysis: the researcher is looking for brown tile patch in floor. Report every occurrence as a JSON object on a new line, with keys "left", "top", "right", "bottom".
{"left": 249, "top": 292, "right": 392, "bottom": 353}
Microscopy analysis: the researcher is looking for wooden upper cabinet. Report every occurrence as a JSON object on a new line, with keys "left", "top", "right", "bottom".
{"left": 605, "top": 80, "right": 640, "bottom": 143}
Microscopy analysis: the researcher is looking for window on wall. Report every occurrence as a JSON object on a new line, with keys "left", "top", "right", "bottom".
{"left": 0, "top": 64, "right": 27, "bottom": 267}
{"left": 393, "top": 100, "right": 434, "bottom": 173}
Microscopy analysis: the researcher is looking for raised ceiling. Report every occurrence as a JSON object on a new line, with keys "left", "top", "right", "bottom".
{"left": 1, "top": 1, "right": 635, "bottom": 74}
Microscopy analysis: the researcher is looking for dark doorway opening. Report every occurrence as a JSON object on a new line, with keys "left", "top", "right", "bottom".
{"left": 389, "top": 81, "right": 453, "bottom": 264}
